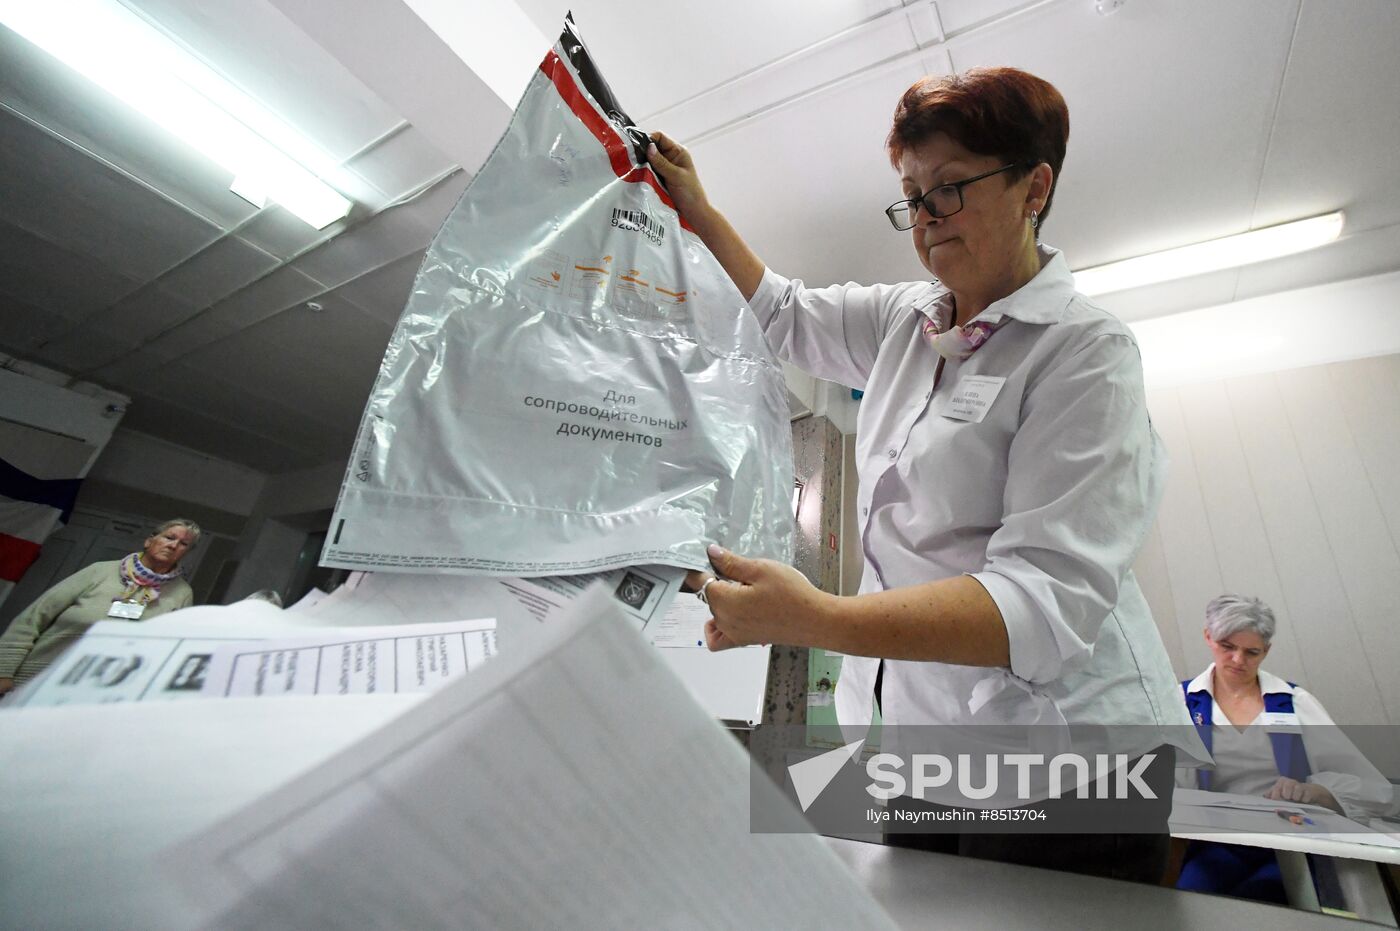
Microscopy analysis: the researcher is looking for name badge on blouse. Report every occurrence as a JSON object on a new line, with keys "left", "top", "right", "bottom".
{"left": 1259, "top": 711, "right": 1302, "bottom": 732}
{"left": 108, "top": 601, "right": 145, "bottom": 620}
{"left": 944, "top": 375, "right": 1006, "bottom": 423}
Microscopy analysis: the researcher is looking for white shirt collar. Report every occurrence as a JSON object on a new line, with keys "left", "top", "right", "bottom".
{"left": 914, "top": 242, "right": 1078, "bottom": 328}
{"left": 1188, "top": 663, "right": 1296, "bottom": 697}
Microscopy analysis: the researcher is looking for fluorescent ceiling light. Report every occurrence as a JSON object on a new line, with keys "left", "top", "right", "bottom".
{"left": 1130, "top": 268, "right": 1400, "bottom": 390}
{"left": 0, "top": 0, "right": 353, "bottom": 229}
{"left": 1073, "top": 212, "right": 1344, "bottom": 297}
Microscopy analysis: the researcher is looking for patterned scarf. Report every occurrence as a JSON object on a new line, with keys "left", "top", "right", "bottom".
{"left": 919, "top": 312, "right": 1005, "bottom": 360}
{"left": 118, "top": 552, "right": 182, "bottom": 606}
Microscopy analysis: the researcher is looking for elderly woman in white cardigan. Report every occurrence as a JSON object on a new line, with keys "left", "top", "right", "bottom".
{"left": 0, "top": 519, "right": 198, "bottom": 694}
{"left": 1177, "top": 594, "right": 1394, "bottom": 902}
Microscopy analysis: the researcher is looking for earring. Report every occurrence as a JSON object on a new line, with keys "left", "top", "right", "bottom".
{"left": 1029, "top": 210, "right": 1039, "bottom": 230}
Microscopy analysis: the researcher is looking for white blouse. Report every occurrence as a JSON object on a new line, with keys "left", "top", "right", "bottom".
{"left": 748, "top": 243, "right": 1196, "bottom": 758}
{"left": 1179, "top": 665, "right": 1395, "bottom": 821}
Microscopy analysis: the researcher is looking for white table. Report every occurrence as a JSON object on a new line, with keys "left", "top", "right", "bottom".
{"left": 1172, "top": 791, "right": 1400, "bottom": 925}
{"left": 823, "top": 836, "right": 1370, "bottom": 930}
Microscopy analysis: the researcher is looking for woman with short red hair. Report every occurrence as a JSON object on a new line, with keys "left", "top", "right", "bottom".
{"left": 649, "top": 68, "right": 1196, "bottom": 881}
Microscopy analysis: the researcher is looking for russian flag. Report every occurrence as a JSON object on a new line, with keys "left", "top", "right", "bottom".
{"left": 0, "top": 457, "right": 81, "bottom": 584}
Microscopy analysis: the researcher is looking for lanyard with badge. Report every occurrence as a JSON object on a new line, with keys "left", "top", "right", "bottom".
{"left": 108, "top": 600, "right": 145, "bottom": 619}
{"left": 922, "top": 301, "right": 1008, "bottom": 422}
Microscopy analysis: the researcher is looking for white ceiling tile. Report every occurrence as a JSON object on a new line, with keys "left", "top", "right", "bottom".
{"left": 345, "top": 126, "right": 457, "bottom": 202}
{"left": 1251, "top": 0, "right": 1400, "bottom": 234}
{"left": 933, "top": 0, "right": 1040, "bottom": 35}
{"left": 291, "top": 171, "right": 467, "bottom": 290}
{"left": 691, "top": 63, "right": 934, "bottom": 288}
{"left": 656, "top": 12, "right": 919, "bottom": 143}
{"left": 513, "top": 0, "right": 904, "bottom": 118}
{"left": 139, "top": 321, "right": 238, "bottom": 363}
{"left": 128, "top": 0, "right": 405, "bottom": 163}
{"left": 86, "top": 286, "right": 202, "bottom": 343}
{"left": 267, "top": 0, "right": 512, "bottom": 176}
{"left": 161, "top": 363, "right": 346, "bottom": 452}
{"left": 905, "top": 1, "right": 945, "bottom": 45}
{"left": 237, "top": 206, "right": 331, "bottom": 261}
{"left": 949, "top": 0, "right": 1301, "bottom": 270}
{"left": 90, "top": 352, "right": 172, "bottom": 396}
{"left": 0, "top": 295, "right": 74, "bottom": 353}
{"left": 88, "top": 358, "right": 343, "bottom": 472}
{"left": 182, "top": 266, "right": 326, "bottom": 341}
{"left": 156, "top": 236, "right": 280, "bottom": 309}
{"left": 0, "top": 109, "right": 219, "bottom": 281}
{"left": 118, "top": 393, "right": 322, "bottom": 473}
{"left": 106, "top": 356, "right": 316, "bottom": 445}
{"left": 0, "top": 27, "right": 259, "bottom": 230}
{"left": 31, "top": 324, "right": 143, "bottom": 374}
{"left": 0, "top": 220, "right": 140, "bottom": 318}
{"left": 181, "top": 296, "right": 389, "bottom": 425}
{"left": 334, "top": 253, "right": 424, "bottom": 326}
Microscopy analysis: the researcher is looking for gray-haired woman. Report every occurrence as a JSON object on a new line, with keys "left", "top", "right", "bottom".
{"left": 0, "top": 519, "right": 199, "bottom": 694}
{"left": 1177, "top": 594, "right": 1394, "bottom": 901}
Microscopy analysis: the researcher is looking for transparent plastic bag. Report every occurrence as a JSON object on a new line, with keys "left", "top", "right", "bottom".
{"left": 322, "top": 16, "right": 793, "bottom": 576}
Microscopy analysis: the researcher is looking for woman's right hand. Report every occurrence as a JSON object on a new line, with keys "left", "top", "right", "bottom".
{"left": 646, "top": 132, "right": 710, "bottom": 223}
{"left": 645, "top": 131, "right": 766, "bottom": 299}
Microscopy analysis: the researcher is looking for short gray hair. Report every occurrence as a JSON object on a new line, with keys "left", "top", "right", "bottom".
{"left": 151, "top": 518, "right": 202, "bottom": 548}
{"left": 1204, "top": 594, "right": 1275, "bottom": 643}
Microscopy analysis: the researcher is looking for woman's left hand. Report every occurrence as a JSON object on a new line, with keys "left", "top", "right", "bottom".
{"left": 1264, "top": 777, "right": 1343, "bottom": 814}
{"left": 684, "top": 544, "right": 835, "bottom": 651}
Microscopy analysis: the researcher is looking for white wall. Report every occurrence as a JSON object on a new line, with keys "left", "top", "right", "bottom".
{"left": 224, "top": 517, "right": 308, "bottom": 603}
{"left": 1137, "top": 353, "right": 1400, "bottom": 726}
{"left": 218, "top": 460, "right": 346, "bottom": 603}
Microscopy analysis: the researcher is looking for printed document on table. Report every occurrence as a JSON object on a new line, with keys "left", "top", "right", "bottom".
{"left": 200, "top": 619, "right": 496, "bottom": 697}
{"left": 290, "top": 566, "right": 683, "bottom": 630}
{"left": 647, "top": 591, "right": 710, "bottom": 648}
{"left": 6, "top": 608, "right": 290, "bottom": 707}
{"left": 7, "top": 613, "right": 496, "bottom": 707}
{"left": 1173, "top": 788, "right": 1333, "bottom": 816}
{"left": 163, "top": 585, "right": 895, "bottom": 930}
{"left": 503, "top": 564, "right": 684, "bottom": 627}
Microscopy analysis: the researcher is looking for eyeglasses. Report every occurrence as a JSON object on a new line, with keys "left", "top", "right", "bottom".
{"left": 885, "top": 163, "right": 1024, "bottom": 231}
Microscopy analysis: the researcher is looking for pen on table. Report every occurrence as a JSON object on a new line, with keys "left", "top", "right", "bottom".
{"left": 1275, "top": 809, "right": 1315, "bottom": 826}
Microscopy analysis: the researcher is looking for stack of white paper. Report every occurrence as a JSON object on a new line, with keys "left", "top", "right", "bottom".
{"left": 163, "top": 586, "right": 892, "bottom": 929}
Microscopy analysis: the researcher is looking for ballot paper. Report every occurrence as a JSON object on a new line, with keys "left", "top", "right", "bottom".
{"left": 0, "top": 694, "right": 426, "bottom": 929}
{"left": 499, "top": 564, "right": 683, "bottom": 627}
{"left": 1172, "top": 789, "right": 1400, "bottom": 848}
{"left": 321, "top": 14, "right": 794, "bottom": 578}
{"left": 646, "top": 590, "right": 712, "bottom": 648}
{"left": 163, "top": 586, "right": 893, "bottom": 929}
{"left": 199, "top": 619, "right": 497, "bottom": 698}
{"left": 287, "top": 586, "right": 330, "bottom": 611}
{"left": 265, "top": 568, "right": 770, "bottom": 724}
{"left": 281, "top": 566, "right": 682, "bottom": 631}
{"left": 6, "top": 615, "right": 498, "bottom": 707}
{"left": 1173, "top": 787, "right": 1334, "bottom": 817}
{"left": 4, "top": 605, "right": 292, "bottom": 707}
